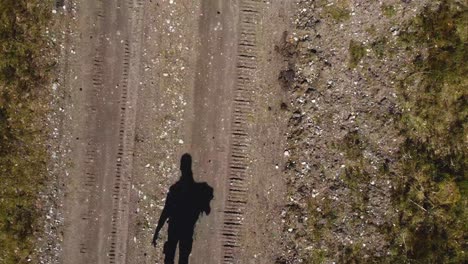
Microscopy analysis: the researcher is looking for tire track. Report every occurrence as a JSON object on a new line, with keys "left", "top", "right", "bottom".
{"left": 62, "top": 0, "right": 144, "bottom": 262}
{"left": 107, "top": 0, "right": 145, "bottom": 262}
{"left": 107, "top": 39, "right": 131, "bottom": 264}
{"left": 77, "top": 0, "right": 106, "bottom": 259}
{"left": 221, "top": 0, "right": 261, "bottom": 263}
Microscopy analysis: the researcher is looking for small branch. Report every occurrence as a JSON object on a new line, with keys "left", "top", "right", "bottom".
{"left": 409, "top": 199, "right": 427, "bottom": 212}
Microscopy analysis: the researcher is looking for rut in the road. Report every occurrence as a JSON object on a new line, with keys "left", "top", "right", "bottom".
{"left": 108, "top": 40, "right": 131, "bottom": 264}
{"left": 222, "top": 0, "right": 261, "bottom": 263}
{"left": 76, "top": 0, "right": 143, "bottom": 262}
{"left": 108, "top": 0, "right": 145, "bottom": 261}
{"left": 79, "top": 4, "right": 106, "bottom": 254}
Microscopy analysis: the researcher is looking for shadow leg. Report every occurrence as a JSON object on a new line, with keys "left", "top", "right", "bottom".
{"left": 178, "top": 237, "right": 193, "bottom": 264}
{"left": 163, "top": 237, "right": 178, "bottom": 264}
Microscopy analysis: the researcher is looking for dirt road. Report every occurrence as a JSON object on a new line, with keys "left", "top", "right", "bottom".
{"left": 57, "top": 0, "right": 291, "bottom": 263}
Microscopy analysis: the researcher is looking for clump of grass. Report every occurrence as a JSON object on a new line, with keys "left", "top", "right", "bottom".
{"left": 371, "top": 37, "right": 387, "bottom": 59}
{"left": 306, "top": 197, "right": 338, "bottom": 242}
{"left": 339, "top": 243, "right": 363, "bottom": 263}
{"left": 341, "top": 165, "right": 371, "bottom": 192}
{"left": 306, "top": 131, "right": 373, "bottom": 261}
{"left": 340, "top": 131, "right": 367, "bottom": 160}
{"left": 337, "top": 131, "right": 372, "bottom": 193}
{"left": 392, "top": 1, "right": 467, "bottom": 262}
{"left": 304, "top": 196, "right": 352, "bottom": 262}
{"left": 349, "top": 40, "right": 366, "bottom": 68}
{"left": 320, "top": 0, "right": 350, "bottom": 22}
{"left": 0, "top": 0, "right": 52, "bottom": 263}
{"left": 366, "top": 25, "right": 377, "bottom": 36}
{"left": 381, "top": 4, "right": 396, "bottom": 18}
{"left": 326, "top": 6, "right": 350, "bottom": 21}
{"left": 306, "top": 249, "right": 326, "bottom": 264}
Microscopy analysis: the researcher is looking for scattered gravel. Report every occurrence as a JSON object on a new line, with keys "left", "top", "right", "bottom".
{"left": 276, "top": 0, "right": 429, "bottom": 262}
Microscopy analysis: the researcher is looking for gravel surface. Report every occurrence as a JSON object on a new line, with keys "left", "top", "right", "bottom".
{"left": 277, "top": 0, "right": 430, "bottom": 262}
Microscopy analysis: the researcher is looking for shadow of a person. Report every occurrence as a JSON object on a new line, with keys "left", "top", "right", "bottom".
{"left": 152, "top": 153, "right": 214, "bottom": 264}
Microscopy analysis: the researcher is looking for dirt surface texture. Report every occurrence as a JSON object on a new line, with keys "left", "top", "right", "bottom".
{"left": 276, "top": 0, "right": 466, "bottom": 263}
{"left": 44, "top": 0, "right": 293, "bottom": 263}
{"left": 37, "top": 0, "right": 467, "bottom": 263}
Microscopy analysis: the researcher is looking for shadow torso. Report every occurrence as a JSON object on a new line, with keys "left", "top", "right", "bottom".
{"left": 166, "top": 181, "right": 213, "bottom": 237}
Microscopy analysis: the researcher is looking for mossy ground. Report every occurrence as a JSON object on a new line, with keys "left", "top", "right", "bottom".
{"left": 0, "top": 0, "right": 52, "bottom": 263}
{"left": 391, "top": 1, "right": 467, "bottom": 262}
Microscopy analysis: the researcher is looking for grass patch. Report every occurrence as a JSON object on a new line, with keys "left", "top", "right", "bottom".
{"left": 371, "top": 37, "right": 387, "bottom": 59}
{"left": 340, "top": 131, "right": 367, "bottom": 160}
{"left": 306, "top": 197, "right": 338, "bottom": 245}
{"left": 0, "top": 0, "right": 52, "bottom": 263}
{"left": 339, "top": 243, "right": 363, "bottom": 264}
{"left": 320, "top": 0, "right": 350, "bottom": 22}
{"left": 381, "top": 4, "right": 396, "bottom": 18}
{"left": 392, "top": 1, "right": 467, "bottom": 262}
{"left": 305, "top": 249, "right": 326, "bottom": 264}
{"left": 349, "top": 40, "right": 366, "bottom": 68}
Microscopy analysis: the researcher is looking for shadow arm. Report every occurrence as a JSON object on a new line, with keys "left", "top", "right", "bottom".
{"left": 154, "top": 205, "right": 169, "bottom": 236}
{"left": 152, "top": 192, "right": 172, "bottom": 245}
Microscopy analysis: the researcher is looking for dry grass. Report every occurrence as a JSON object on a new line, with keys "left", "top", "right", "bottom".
{"left": 392, "top": 1, "right": 467, "bottom": 262}
{"left": 0, "top": 1, "right": 52, "bottom": 263}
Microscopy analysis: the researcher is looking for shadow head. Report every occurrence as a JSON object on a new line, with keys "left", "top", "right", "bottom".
{"left": 180, "top": 153, "right": 193, "bottom": 178}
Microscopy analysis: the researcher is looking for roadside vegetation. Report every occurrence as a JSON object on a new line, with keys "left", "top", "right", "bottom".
{"left": 280, "top": 1, "right": 466, "bottom": 263}
{"left": 340, "top": 1, "right": 467, "bottom": 262}
{"left": 0, "top": 0, "right": 52, "bottom": 263}
{"left": 392, "top": 1, "right": 467, "bottom": 262}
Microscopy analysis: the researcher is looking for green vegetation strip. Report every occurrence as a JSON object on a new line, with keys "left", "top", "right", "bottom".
{"left": 393, "top": 1, "right": 467, "bottom": 262}
{"left": 0, "top": 0, "right": 52, "bottom": 263}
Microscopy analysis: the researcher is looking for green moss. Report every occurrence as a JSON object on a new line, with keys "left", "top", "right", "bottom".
{"left": 349, "top": 40, "right": 366, "bottom": 68}
{"left": 0, "top": 0, "right": 52, "bottom": 262}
